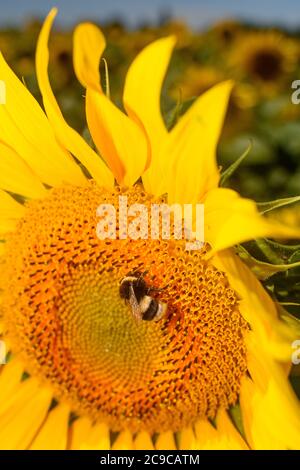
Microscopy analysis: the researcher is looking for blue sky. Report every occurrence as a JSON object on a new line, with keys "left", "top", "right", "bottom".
{"left": 1, "top": 0, "right": 300, "bottom": 29}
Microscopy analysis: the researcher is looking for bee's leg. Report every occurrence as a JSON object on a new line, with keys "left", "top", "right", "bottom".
{"left": 147, "top": 284, "right": 169, "bottom": 294}
{"left": 138, "top": 269, "right": 149, "bottom": 280}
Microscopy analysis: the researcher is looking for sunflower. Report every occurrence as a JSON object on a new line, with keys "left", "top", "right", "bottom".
{"left": 48, "top": 31, "right": 74, "bottom": 88}
{"left": 228, "top": 31, "right": 297, "bottom": 93}
{"left": 210, "top": 19, "right": 242, "bottom": 45}
{"left": 0, "top": 8, "right": 300, "bottom": 450}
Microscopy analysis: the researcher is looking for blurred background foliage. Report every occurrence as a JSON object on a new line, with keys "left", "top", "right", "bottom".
{"left": 2, "top": 17, "right": 300, "bottom": 203}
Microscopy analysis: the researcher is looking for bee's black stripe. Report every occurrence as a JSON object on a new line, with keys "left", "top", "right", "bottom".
{"left": 142, "top": 299, "right": 158, "bottom": 321}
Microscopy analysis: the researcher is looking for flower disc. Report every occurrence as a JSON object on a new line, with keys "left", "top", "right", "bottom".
{"left": 2, "top": 183, "right": 248, "bottom": 433}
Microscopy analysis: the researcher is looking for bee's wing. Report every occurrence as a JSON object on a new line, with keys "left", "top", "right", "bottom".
{"left": 128, "top": 284, "right": 143, "bottom": 321}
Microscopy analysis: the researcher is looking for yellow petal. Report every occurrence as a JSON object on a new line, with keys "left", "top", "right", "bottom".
{"left": 0, "top": 142, "right": 46, "bottom": 199}
{"left": 0, "top": 219, "right": 17, "bottom": 235}
{"left": 0, "top": 190, "right": 25, "bottom": 235}
{"left": 123, "top": 36, "right": 176, "bottom": 194}
{"left": 212, "top": 249, "right": 297, "bottom": 361}
{"left": 0, "top": 376, "right": 38, "bottom": 417}
{"left": 240, "top": 373, "right": 300, "bottom": 450}
{"left": 178, "top": 427, "right": 198, "bottom": 450}
{"left": 0, "top": 357, "right": 24, "bottom": 408}
{"left": 160, "top": 81, "right": 232, "bottom": 203}
{"left": 69, "top": 417, "right": 92, "bottom": 450}
{"left": 194, "top": 419, "right": 220, "bottom": 449}
{"left": 161, "top": 118, "right": 219, "bottom": 203}
{"left": 73, "top": 22, "right": 147, "bottom": 186}
{"left": 216, "top": 409, "right": 249, "bottom": 450}
{"left": 29, "top": 403, "right": 70, "bottom": 450}
{"left": 0, "top": 378, "right": 52, "bottom": 450}
{"left": 134, "top": 431, "right": 154, "bottom": 450}
{"left": 205, "top": 188, "right": 300, "bottom": 254}
{"left": 155, "top": 431, "right": 177, "bottom": 450}
{"left": 0, "top": 190, "right": 25, "bottom": 219}
{"left": 178, "top": 80, "right": 233, "bottom": 147}
{"left": 0, "top": 53, "right": 86, "bottom": 188}
{"left": 194, "top": 417, "right": 246, "bottom": 450}
{"left": 36, "top": 9, "right": 113, "bottom": 190}
{"left": 73, "top": 22, "right": 104, "bottom": 91}
{"left": 86, "top": 90, "right": 147, "bottom": 186}
{"left": 70, "top": 420, "right": 110, "bottom": 450}
{"left": 112, "top": 430, "right": 133, "bottom": 450}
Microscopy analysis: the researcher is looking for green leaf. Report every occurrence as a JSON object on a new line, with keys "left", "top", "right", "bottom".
{"left": 276, "top": 303, "right": 300, "bottom": 333}
{"left": 289, "top": 250, "right": 300, "bottom": 263}
{"left": 102, "top": 58, "right": 110, "bottom": 99}
{"left": 165, "top": 95, "right": 196, "bottom": 131}
{"left": 236, "top": 245, "right": 300, "bottom": 280}
{"left": 262, "top": 239, "right": 300, "bottom": 255}
{"left": 220, "top": 142, "right": 252, "bottom": 187}
{"left": 279, "top": 302, "right": 300, "bottom": 307}
{"left": 290, "top": 376, "right": 300, "bottom": 400}
{"left": 254, "top": 238, "right": 285, "bottom": 264}
{"left": 165, "top": 92, "right": 183, "bottom": 130}
{"left": 229, "top": 404, "right": 246, "bottom": 440}
{"left": 258, "top": 239, "right": 300, "bottom": 265}
{"left": 257, "top": 196, "right": 300, "bottom": 215}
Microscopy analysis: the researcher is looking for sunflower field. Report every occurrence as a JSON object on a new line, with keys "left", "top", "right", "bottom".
{"left": 2, "top": 18, "right": 300, "bottom": 199}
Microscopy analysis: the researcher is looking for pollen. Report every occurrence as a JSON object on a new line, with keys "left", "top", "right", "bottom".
{"left": 2, "top": 183, "right": 248, "bottom": 433}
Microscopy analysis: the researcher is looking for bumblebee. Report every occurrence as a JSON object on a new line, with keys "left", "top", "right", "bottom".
{"left": 119, "top": 271, "right": 167, "bottom": 322}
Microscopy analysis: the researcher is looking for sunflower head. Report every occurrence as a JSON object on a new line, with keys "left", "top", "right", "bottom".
{"left": 2, "top": 182, "right": 250, "bottom": 435}
{"left": 210, "top": 19, "right": 242, "bottom": 45}
{"left": 229, "top": 31, "right": 297, "bottom": 89}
